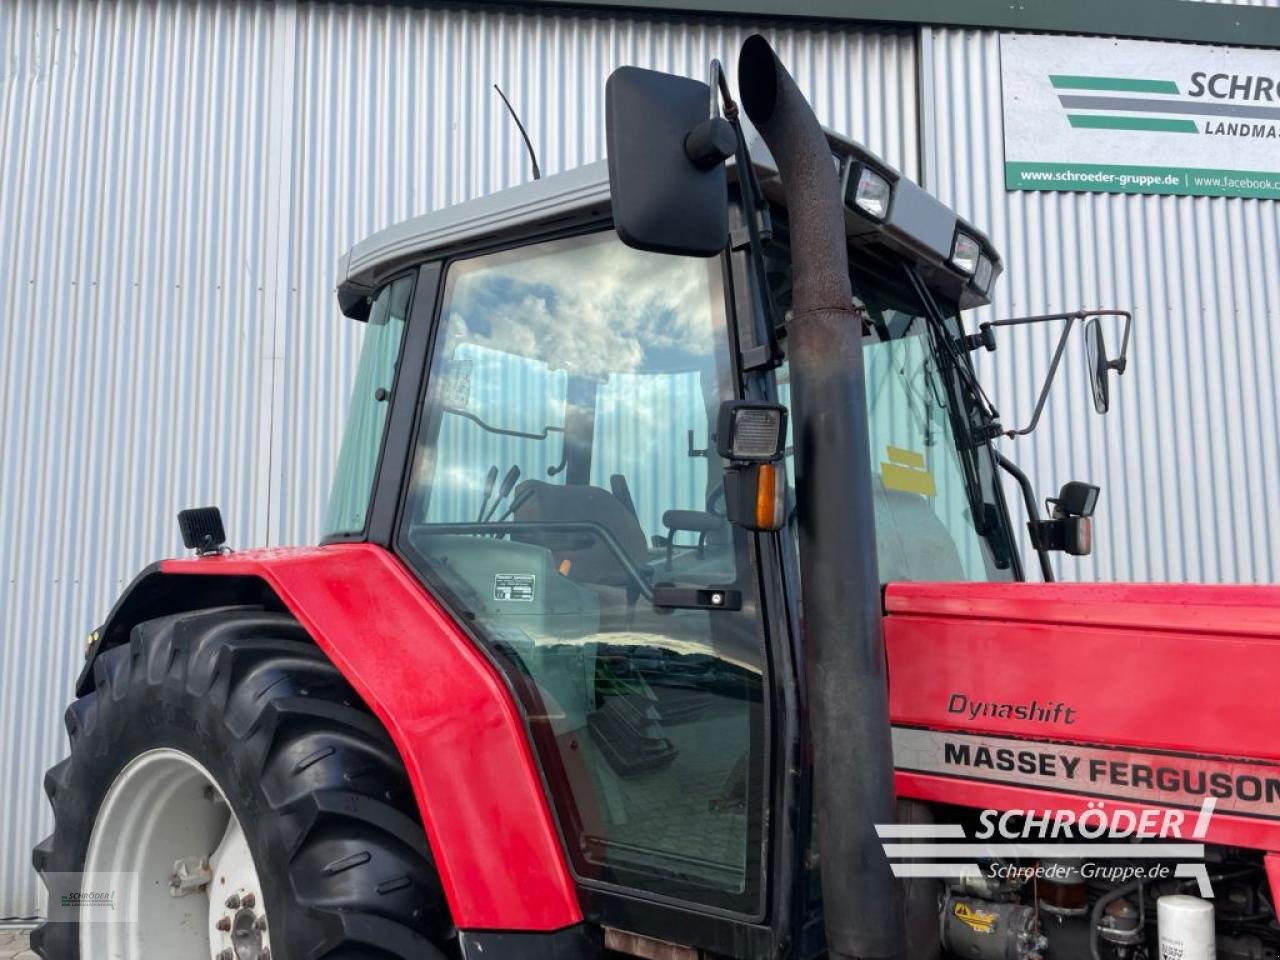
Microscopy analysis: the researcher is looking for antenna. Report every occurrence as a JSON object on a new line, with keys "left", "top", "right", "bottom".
{"left": 493, "top": 84, "right": 541, "bottom": 181}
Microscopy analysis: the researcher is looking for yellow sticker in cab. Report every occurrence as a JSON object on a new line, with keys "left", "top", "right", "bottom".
{"left": 881, "top": 445, "right": 936, "bottom": 496}
{"left": 953, "top": 901, "right": 998, "bottom": 935}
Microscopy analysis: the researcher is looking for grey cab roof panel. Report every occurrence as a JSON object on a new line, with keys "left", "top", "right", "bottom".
{"left": 337, "top": 129, "right": 1002, "bottom": 309}
{"left": 337, "top": 160, "right": 611, "bottom": 295}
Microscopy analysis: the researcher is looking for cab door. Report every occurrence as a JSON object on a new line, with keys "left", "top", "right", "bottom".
{"left": 394, "top": 226, "right": 783, "bottom": 952}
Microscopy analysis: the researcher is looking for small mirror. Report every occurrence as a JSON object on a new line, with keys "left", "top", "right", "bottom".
{"left": 605, "top": 66, "right": 730, "bottom": 257}
{"left": 1085, "top": 317, "right": 1110, "bottom": 414}
{"left": 1050, "top": 481, "right": 1100, "bottom": 519}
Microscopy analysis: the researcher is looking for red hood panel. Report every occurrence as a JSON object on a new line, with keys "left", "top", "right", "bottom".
{"left": 885, "top": 581, "right": 1280, "bottom": 639}
{"left": 884, "top": 581, "right": 1280, "bottom": 759}
{"left": 884, "top": 580, "right": 1280, "bottom": 849}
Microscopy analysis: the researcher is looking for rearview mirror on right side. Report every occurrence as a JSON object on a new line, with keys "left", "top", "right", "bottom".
{"left": 1085, "top": 317, "right": 1115, "bottom": 414}
{"left": 974, "top": 308, "right": 1133, "bottom": 437}
{"left": 605, "top": 66, "right": 732, "bottom": 257}
{"left": 1080, "top": 317, "right": 1131, "bottom": 414}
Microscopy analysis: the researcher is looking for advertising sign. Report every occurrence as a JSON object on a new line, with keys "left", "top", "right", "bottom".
{"left": 1001, "top": 34, "right": 1280, "bottom": 199}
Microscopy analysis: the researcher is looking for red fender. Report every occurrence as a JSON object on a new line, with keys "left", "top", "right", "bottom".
{"left": 163, "top": 544, "right": 581, "bottom": 932}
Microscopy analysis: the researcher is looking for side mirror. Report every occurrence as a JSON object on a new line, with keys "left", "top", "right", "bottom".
{"left": 1085, "top": 317, "right": 1116, "bottom": 414}
{"left": 978, "top": 309, "right": 1133, "bottom": 436}
{"left": 1049, "top": 480, "right": 1099, "bottom": 520}
{"left": 605, "top": 67, "right": 732, "bottom": 257}
{"left": 1029, "top": 481, "right": 1100, "bottom": 558}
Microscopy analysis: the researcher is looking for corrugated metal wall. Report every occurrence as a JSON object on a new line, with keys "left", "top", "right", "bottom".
{"left": 0, "top": 0, "right": 283, "bottom": 920}
{"left": 921, "top": 27, "right": 1280, "bottom": 583}
{"left": 0, "top": 0, "right": 916, "bottom": 918}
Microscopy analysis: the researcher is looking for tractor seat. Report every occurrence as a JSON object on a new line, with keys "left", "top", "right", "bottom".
{"left": 871, "top": 474, "right": 967, "bottom": 581}
{"left": 511, "top": 479, "right": 652, "bottom": 590}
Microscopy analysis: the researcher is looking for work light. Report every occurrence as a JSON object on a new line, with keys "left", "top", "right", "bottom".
{"left": 950, "top": 230, "right": 980, "bottom": 276}
{"left": 844, "top": 163, "right": 892, "bottom": 221}
{"left": 717, "top": 401, "right": 788, "bottom": 462}
{"left": 716, "top": 401, "right": 789, "bottom": 532}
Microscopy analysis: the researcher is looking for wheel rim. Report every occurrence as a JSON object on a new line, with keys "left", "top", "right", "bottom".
{"left": 81, "top": 748, "right": 272, "bottom": 960}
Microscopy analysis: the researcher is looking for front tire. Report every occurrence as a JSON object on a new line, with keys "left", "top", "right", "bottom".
{"left": 32, "top": 607, "right": 453, "bottom": 959}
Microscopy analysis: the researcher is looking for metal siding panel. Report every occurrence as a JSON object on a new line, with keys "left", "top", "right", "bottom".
{"left": 924, "top": 28, "right": 1280, "bottom": 584}
{"left": 0, "top": 1, "right": 915, "bottom": 917}
{"left": 0, "top": 0, "right": 279, "bottom": 919}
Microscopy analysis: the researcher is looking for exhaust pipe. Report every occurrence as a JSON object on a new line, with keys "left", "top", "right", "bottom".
{"left": 737, "top": 34, "right": 904, "bottom": 960}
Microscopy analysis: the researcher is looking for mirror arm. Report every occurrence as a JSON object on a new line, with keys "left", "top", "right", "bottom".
{"left": 994, "top": 314, "right": 1079, "bottom": 438}
{"left": 1110, "top": 308, "right": 1134, "bottom": 375}
{"left": 708, "top": 58, "right": 769, "bottom": 242}
{"left": 994, "top": 450, "right": 1055, "bottom": 583}
{"left": 982, "top": 307, "right": 1131, "bottom": 437}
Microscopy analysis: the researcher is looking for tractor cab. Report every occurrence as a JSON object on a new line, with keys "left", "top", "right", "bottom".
{"left": 316, "top": 40, "right": 1129, "bottom": 960}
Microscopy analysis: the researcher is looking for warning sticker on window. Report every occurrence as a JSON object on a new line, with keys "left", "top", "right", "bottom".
{"left": 494, "top": 574, "right": 535, "bottom": 602}
{"left": 881, "top": 445, "right": 936, "bottom": 496}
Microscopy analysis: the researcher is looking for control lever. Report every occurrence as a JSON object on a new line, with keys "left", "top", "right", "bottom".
{"left": 476, "top": 466, "right": 500, "bottom": 522}
{"left": 483, "top": 466, "right": 522, "bottom": 524}
{"left": 496, "top": 484, "right": 537, "bottom": 524}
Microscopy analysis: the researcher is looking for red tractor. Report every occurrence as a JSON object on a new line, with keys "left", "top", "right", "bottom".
{"left": 33, "top": 35, "right": 1280, "bottom": 960}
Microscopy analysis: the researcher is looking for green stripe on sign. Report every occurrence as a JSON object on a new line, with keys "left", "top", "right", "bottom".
{"left": 1068, "top": 114, "right": 1198, "bottom": 133}
{"left": 1050, "top": 75, "right": 1180, "bottom": 94}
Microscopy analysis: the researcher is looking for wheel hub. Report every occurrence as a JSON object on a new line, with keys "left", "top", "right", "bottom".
{"left": 229, "top": 906, "right": 267, "bottom": 960}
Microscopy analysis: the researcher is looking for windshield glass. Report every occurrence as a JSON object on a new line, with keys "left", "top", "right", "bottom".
{"left": 767, "top": 230, "right": 1017, "bottom": 582}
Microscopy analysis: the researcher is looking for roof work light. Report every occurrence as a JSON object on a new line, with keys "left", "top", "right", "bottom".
{"left": 950, "top": 230, "right": 981, "bottom": 276}
{"left": 844, "top": 163, "right": 892, "bottom": 221}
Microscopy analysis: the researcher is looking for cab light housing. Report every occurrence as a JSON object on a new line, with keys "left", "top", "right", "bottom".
{"left": 950, "top": 230, "right": 981, "bottom": 276}
{"left": 974, "top": 254, "right": 996, "bottom": 294}
{"left": 843, "top": 163, "right": 892, "bottom": 222}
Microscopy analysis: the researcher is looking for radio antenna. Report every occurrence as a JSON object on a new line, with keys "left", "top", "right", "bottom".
{"left": 493, "top": 84, "right": 541, "bottom": 181}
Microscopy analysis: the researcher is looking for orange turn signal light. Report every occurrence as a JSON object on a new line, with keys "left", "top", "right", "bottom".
{"left": 755, "top": 462, "right": 783, "bottom": 530}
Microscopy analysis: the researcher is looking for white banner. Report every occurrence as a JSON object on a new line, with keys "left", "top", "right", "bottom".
{"left": 1001, "top": 34, "right": 1280, "bottom": 199}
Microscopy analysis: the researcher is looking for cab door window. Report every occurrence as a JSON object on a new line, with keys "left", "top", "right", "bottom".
{"left": 323, "top": 274, "right": 415, "bottom": 537}
{"left": 398, "top": 230, "right": 767, "bottom": 912}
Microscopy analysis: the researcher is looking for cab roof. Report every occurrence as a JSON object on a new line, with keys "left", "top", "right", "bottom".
{"left": 336, "top": 134, "right": 1001, "bottom": 317}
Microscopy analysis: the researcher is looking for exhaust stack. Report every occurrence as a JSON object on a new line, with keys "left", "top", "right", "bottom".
{"left": 737, "top": 34, "right": 904, "bottom": 960}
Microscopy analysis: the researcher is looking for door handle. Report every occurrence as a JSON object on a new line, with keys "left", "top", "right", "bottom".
{"left": 651, "top": 584, "right": 742, "bottom": 611}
